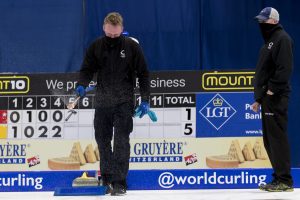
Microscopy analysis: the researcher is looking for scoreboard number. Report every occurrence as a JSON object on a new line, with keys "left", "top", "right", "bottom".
{"left": 51, "top": 126, "right": 62, "bottom": 137}
{"left": 9, "top": 111, "right": 21, "bottom": 123}
{"left": 11, "top": 126, "right": 20, "bottom": 138}
{"left": 182, "top": 107, "right": 196, "bottom": 137}
{"left": 81, "top": 97, "right": 90, "bottom": 107}
{"left": 9, "top": 97, "right": 22, "bottom": 109}
{"left": 184, "top": 108, "right": 193, "bottom": 135}
{"left": 52, "top": 110, "right": 63, "bottom": 122}
{"left": 8, "top": 124, "right": 63, "bottom": 139}
{"left": 38, "top": 125, "right": 48, "bottom": 137}
{"left": 54, "top": 98, "right": 62, "bottom": 107}
{"left": 186, "top": 108, "right": 191, "bottom": 120}
{"left": 12, "top": 98, "right": 18, "bottom": 108}
{"left": 23, "top": 126, "right": 34, "bottom": 138}
{"left": 25, "top": 98, "right": 33, "bottom": 108}
{"left": 37, "top": 97, "right": 50, "bottom": 109}
{"left": 184, "top": 123, "right": 193, "bottom": 135}
{"left": 38, "top": 111, "right": 48, "bottom": 122}
{"left": 39, "top": 98, "right": 47, "bottom": 108}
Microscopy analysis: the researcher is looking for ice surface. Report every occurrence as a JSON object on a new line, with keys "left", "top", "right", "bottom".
{"left": 0, "top": 189, "right": 299, "bottom": 200}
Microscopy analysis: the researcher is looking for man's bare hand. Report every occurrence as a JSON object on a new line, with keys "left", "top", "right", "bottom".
{"left": 251, "top": 102, "right": 260, "bottom": 113}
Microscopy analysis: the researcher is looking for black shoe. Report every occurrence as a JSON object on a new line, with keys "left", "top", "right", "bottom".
{"left": 102, "top": 180, "right": 113, "bottom": 194}
{"left": 99, "top": 176, "right": 113, "bottom": 194}
{"left": 106, "top": 184, "right": 113, "bottom": 194}
{"left": 259, "top": 179, "right": 278, "bottom": 191}
{"left": 266, "top": 182, "right": 294, "bottom": 192}
{"left": 259, "top": 180, "right": 294, "bottom": 192}
{"left": 111, "top": 184, "right": 126, "bottom": 196}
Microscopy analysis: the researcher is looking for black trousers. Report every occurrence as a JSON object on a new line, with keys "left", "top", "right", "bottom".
{"left": 261, "top": 94, "right": 293, "bottom": 186}
{"left": 94, "top": 102, "right": 133, "bottom": 186}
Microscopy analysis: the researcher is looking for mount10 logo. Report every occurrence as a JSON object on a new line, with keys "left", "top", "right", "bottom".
{"left": 0, "top": 76, "right": 30, "bottom": 94}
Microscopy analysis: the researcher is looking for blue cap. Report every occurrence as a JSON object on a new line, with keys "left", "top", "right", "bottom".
{"left": 255, "top": 7, "right": 279, "bottom": 22}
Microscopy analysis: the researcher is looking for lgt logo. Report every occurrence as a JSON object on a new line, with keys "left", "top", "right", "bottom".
{"left": 200, "top": 94, "right": 236, "bottom": 130}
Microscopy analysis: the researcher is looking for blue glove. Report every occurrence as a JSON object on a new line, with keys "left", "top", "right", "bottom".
{"left": 134, "top": 102, "right": 157, "bottom": 122}
{"left": 147, "top": 110, "right": 157, "bottom": 122}
{"left": 85, "top": 86, "right": 95, "bottom": 92}
{"left": 134, "top": 101, "right": 149, "bottom": 118}
{"left": 75, "top": 85, "right": 86, "bottom": 97}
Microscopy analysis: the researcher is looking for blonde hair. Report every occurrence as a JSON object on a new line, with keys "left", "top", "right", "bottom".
{"left": 103, "top": 12, "right": 123, "bottom": 26}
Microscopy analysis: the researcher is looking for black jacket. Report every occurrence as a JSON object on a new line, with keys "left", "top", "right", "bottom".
{"left": 254, "top": 24, "right": 293, "bottom": 102}
{"left": 78, "top": 35, "right": 150, "bottom": 107}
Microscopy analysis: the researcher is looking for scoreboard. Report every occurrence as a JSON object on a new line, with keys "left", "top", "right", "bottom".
{"left": 0, "top": 72, "right": 198, "bottom": 140}
{"left": 0, "top": 93, "right": 95, "bottom": 140}
{"left": 0, "top": 71, "right": 259, "bottom": 140}
{"left": 1, "top": 70, "right": 285, "bottom": 192}
{"left": 0, "top": 93, "right": 196, "bottom": 139}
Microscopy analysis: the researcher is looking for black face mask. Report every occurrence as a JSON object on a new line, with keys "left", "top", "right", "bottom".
{"left": 105, "top": 36, "right": 121, "bottom": 46}
{"left": 259, "top": 23, "right": 277, "bottom": 41}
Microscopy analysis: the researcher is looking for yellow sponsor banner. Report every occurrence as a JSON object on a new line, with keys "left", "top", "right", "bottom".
{"left": 0, "top": 140, "right": 99, "bottom": 171}
{"left": 202, "top": 71, "right": 255, "bottom": 91}
{"left": 129, "top": 137, "right": 271, "bottom": 169}
{"left": 0, "top": 137, "right": 271, "bottom": 171}
{"left": 0, "top": 76, "right": 30, "bottom": 94}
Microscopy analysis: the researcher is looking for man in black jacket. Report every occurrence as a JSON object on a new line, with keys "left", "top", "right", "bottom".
{"left": 251, "top": 7, "right": 294, "bottom": 192}
{"left": 75, "top": 12, "right": 150, "bottom": 195}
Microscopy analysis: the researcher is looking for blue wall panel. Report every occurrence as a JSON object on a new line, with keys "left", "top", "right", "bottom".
{"left": 0, "top": 0, "right": 299, "bottom": 166}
